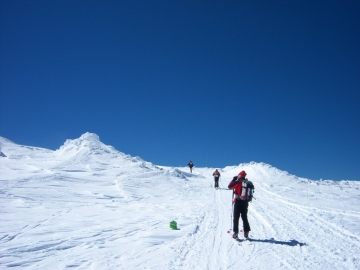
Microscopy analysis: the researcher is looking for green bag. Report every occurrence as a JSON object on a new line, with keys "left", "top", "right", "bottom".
{"left": 170, "top": 220, "right": 177, "bottom": 230}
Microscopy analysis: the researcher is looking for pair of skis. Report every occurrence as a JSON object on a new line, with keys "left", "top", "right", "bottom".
{"left": 227, "top": 229, "right": 250, "bottom": 246}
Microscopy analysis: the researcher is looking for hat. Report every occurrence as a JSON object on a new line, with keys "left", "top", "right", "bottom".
{"left": 238, "top": 170, "right": 247, "bottom": 177}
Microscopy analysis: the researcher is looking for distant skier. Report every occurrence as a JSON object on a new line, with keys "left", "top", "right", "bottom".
{"left": 213, "top": 169, "right": 221, "bottom": 189}
{"left": 188, "top": 161, "right": 194, "bottom": 173}
{"left": 228, "top": 170, "right": 254, "bottom": 239}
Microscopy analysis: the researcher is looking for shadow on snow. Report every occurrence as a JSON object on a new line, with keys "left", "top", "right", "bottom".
{"left": 238, "top": 238, "right": 306, "bottom": 247}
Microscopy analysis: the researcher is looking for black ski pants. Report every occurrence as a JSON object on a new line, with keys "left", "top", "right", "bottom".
{"left": 233, "top": 200, "right": 251, "bottom": 233}
{"left": 214, "top": 177, "right": 219, "bottom": 188}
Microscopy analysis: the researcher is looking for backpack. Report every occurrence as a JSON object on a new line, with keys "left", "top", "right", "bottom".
{"left": 246, "top": 181, "right": 255, "bottom": 202}
{"left": 234, "top": 180, "right": 255, "bottom": 202}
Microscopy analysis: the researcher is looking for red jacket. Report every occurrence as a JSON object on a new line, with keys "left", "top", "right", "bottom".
{"left": 228, "top": 177, "right": 254, "bottom": 201}
{"left": 213, "top": 171, "right": 220, "bottom": 177}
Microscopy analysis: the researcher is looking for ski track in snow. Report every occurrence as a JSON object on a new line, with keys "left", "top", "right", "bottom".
{"left": 1, "top": 133, "right": 360, "bottom": 269}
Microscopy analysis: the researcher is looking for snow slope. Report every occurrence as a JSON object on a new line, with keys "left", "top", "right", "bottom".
{"left": 1, "top": 133, "right": 360, "bottom": 269}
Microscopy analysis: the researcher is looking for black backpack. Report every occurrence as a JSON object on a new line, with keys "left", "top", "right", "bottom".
{"left": 246, "top": 181, "right": 255, "bottom": 202}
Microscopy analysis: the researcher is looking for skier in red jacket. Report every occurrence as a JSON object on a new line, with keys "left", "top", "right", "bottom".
{"left": 212, "top": 169, "right": 221, "bottom": 189}
{"left": 228, "top": 170, "right": 255, "bottom": 239}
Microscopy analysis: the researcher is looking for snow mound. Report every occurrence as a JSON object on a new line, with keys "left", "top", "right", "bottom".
{"left": 223, "top": 161, "right": 305, "bottom": 183}
{"left": 53, "top": 133, "right": 159, "bottom": 172}
{"left": 57, "top": 132, "right": 113, "bottom": 154}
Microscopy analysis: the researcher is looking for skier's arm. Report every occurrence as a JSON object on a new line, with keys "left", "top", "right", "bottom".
{"left": 228, "top": 176, "right": 239, "bottom": 189}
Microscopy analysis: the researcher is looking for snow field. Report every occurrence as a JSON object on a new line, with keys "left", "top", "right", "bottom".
{"left": 1, "top": 133, "right": 360, "bottom": 269}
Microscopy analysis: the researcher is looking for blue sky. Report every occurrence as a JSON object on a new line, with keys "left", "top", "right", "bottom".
{"left": 1, "top": 1, "right": 359, "bottom": 180}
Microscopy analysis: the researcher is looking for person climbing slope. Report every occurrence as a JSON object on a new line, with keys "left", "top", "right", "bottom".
{"left": 188, "top": 161, "right": 194, "bottom": 173}
{"left": 212, "top": 169, "right": 221, "bottom": 189}
{"left": 228, "top": 170, "right": 255, "bottom": 239}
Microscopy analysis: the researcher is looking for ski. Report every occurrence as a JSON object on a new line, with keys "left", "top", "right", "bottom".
{"left": 227, "top": 229, "right": 251, "bottom": 245}
{"left": 227, "top": 229, "right": 243, "bottom": 245}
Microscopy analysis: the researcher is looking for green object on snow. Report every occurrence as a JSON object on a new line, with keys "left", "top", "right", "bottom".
{"left": 170, "top": 220, "right": 177, "bottom": 230}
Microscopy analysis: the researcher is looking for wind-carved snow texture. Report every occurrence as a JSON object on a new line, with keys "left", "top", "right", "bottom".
{"left": 0, "top": 133, "right": 360, "bottom": 269}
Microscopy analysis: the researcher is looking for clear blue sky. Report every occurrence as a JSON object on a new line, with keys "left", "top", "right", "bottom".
{"left": 1, "top": 1, "right": 359, "bottom": 180}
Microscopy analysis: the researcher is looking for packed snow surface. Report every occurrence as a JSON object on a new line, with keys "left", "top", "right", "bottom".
{"left": 1, "top": 133, "right": 360, "bottom": 269}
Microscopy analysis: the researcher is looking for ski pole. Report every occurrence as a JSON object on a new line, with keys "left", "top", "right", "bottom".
{"left": 231, "top": 190, "right": 234, "bottom": 231}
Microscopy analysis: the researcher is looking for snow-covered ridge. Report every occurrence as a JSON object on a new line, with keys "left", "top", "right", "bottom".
{"left": 0, "top": 136, "right": 16, "bottom": 146}
{"left": 0, "top": 136, "right": 53, "bottom": 159}
{"left": 0, "top": 133, "right": 160, "bottom": 173}
{"left": 0, "top": 133, "right": 358, "bottom": 184}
